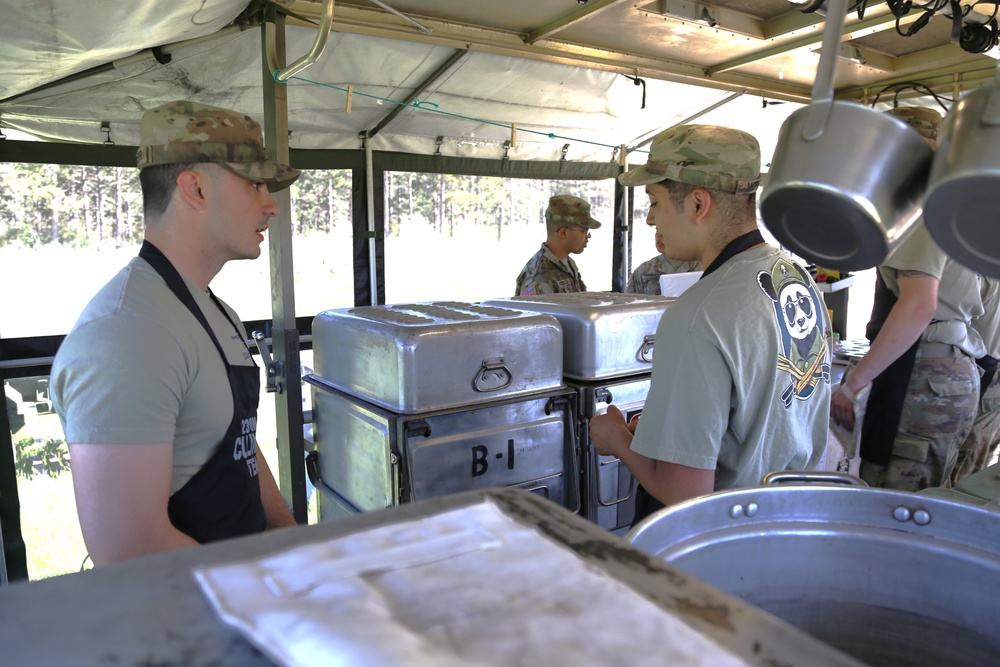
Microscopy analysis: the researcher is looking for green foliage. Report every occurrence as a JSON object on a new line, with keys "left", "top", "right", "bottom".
{"left": 14, "top": 436, "right": 70, "bottom": 480}
{"left": 0, "top": 161, "right": 612, "bottom": 252}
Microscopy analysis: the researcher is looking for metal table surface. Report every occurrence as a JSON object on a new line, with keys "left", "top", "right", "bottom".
{"left": 0, "top": 488, "right": 863, "bottom": 667}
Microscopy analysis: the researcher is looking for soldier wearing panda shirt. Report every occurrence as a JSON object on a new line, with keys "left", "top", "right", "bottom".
{"left": 588, "top": 124, "right": 832, "bottom": 524}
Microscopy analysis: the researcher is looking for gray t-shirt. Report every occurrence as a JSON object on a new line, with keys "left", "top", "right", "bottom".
{"left": 51, "top": 256, "right": 255, "bottom": 493}
{"left": 631, "top": 244, "right": 831, "bottom": 489}
{"left": 975, "top": 276, "right": 1000, "bottom": 358}
{"left": 880, "top": 223, "right": 985, "bottom": 357}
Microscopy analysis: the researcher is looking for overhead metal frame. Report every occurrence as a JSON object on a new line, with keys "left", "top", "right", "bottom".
{"left": 286, "top": 2, "right": 818, "bottom": 103}
{"left": 706, "top": 5, "right": 924, "bottom": 76}
{"left": 524, "top": 0, "right": 630, "bottom": 45}
{"left": 285, "top": 0, "right": 1000, "bottom": 108}
{"left": 367, "top": 48, "right": 469, "bottom": 138}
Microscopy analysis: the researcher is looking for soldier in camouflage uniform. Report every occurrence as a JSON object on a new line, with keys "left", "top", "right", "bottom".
{"left": 626, "top": 230, "right": 700, "bottom": 294}
{"left": 832, "top": 106, "right": 985, "bottom": 491}
{"left": 513, "top": 194, "right": 601, "bottom": 296}
{"left": 950, "top": 275, "right": 1000, "bottom": 483}
{"left": 51, "top": 100, "right": 300, "bottom": 564}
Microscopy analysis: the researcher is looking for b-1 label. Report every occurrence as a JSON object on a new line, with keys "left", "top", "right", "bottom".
{"left": 471, "top": 439, "right": 515, "bottom": 477}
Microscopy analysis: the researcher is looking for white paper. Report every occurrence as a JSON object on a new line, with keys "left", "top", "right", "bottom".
{"left": 659, "top": 271, "right": 703, "bottom": 297}
{"left": 194, "top": 500, "right": 751, "bottom": 667}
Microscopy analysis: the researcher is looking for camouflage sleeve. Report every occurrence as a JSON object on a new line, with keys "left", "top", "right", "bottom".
{"left": 625, "top": 270, "right": 640, "bottom": 293}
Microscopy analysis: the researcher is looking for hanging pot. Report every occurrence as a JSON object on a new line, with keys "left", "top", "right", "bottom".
{"left": 759, "top": 0, "right": 933, "bottom": 271}
{"left": 923, "top": 66, "right": 1000, "bottom": 278}
{"left": 626, "top": 478, "right": 1000, "bottom": 667}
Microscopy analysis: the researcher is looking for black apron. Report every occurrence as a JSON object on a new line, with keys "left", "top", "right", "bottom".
{"left": 139, "top": 241, "right": 266, "bottom": 543}
{"left": 632, "top": 230, "right": 765, "bottom": 526}
{"left": 976, "top": 354, "right": 998, "bottom": 400}
{"left": 858, "top": 271, "right": 919, "bottom": 467}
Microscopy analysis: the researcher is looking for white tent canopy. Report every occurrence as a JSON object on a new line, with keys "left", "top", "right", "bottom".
{"left": 5, "top": 0, "right": 989, "bottom": 164}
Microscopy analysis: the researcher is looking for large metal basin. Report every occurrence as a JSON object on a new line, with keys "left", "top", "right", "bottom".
{"left": 627, "top": 485, "right": 1000, "bottom": 667}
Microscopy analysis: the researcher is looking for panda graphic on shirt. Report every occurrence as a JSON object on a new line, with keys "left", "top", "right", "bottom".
{"left": 756, "top": 258, "right": 831, "bottom": 408}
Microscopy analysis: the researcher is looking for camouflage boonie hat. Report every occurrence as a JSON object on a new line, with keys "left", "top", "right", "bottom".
{"left": 886, "top": 106, "right": 941, "bottom": 141}
{"left": 619, "top": 124, "right": 761, "bottom": 194}
{"left": 137, "top": 100, "right": 300, "bottom": 192}
{"left": 545, "top": 194, "right": 602, "bottom": 229}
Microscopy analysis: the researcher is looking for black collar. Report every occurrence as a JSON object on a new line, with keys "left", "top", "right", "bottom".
{"left": 701, "top": 229, "right": 765, "bottom": 278}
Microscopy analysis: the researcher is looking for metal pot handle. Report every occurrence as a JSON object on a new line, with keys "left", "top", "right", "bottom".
{"left": 802, "top": 0, "right": 848, "bottom": 141}
{"left": 981, "top": 60, "right": 1000, "bottom": 126}
{"left": 637, "top": 335, "right": 655, "bottom": 364}
{"left": 762, "top": 470, "right": 868, "bottom": 487}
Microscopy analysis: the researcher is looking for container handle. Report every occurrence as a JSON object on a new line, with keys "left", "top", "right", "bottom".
{"left": 596, "top": 459, "right": 636, "bottom": 506}
{"left": 472, "top": 357, "right": 512, "bottom": 392}
{"left": 802, "top": 0, "right": 849, "bottom": 141}
{"left": 980, "top": 60, "right": 1000, "bottom": 127}
{"left": 547, "top": 395, "right": 582, "bottom": 515}
{"left": 762, "top": 470, "right": 868, "bottom": 487}
{"left": 637, "top": 335, "right": 655, "bottom": 364}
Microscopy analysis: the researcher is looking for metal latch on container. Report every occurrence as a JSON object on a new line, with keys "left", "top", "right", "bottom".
{"left": 473, "top": 357, "right": 512, "bottom": 392}
{"left": 404, "top": 420, "right": 432, "bottom": 439}
{"left": 637, "top": 335, "right": 655, "bottom": 363}
{"left": 252, "top": 331, "right": 284, "bottom": 393}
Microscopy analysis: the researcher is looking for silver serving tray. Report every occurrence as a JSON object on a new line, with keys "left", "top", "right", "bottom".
{"left": 312, "top": 301, "right": 563, "bottom": 413}
{"left": 482, "top": 292, "right": 674, "bottom": 380}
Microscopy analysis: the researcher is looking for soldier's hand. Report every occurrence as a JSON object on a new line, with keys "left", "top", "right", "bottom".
{"left": 590, "top": 405, "right": 629, "bottom": 457}
{"left": 831, "top": 385, "right": 856, "bottom": 432}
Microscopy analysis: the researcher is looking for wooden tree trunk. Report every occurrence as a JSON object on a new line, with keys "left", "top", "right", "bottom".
{"left": 385, "top": 173, "right": 393, "bottom": 237}
{"left": 81, "top": 166, "right": 92, "bottom": 239}
{"left": 113, "top": 167, "right": 122, "bottom": 245}
{"left": 407, "top": 173, "right": 413, "bottom": 219}
{"left": 436, "top": 174, "right": 445, "bottom": 233}
{"left": 94, "top": 167, "right": 105, "bottom": 243}
{"left": 326, "top": 172, "right": 334, "bottom": 233}
{"left": 46, "top": 164, "right": 59, "bottom": 242}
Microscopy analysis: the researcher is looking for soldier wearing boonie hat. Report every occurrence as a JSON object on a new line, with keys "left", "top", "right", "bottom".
{"left": 514, "top": 194, "right": 602, "bottom": 296}
{"left": 589, "top": 124, "right": 832, "bottom": 526}
{"left": 50, "top": 100, "right": 300, "bottom": 565}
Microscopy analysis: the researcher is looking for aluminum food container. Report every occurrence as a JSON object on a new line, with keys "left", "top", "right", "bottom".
{"left": 482, "top": 292, "right": 674, "bottom": 381}
{"left": 312, "top": 301, "right": 563, "bottom": 413}
{"left": 307, "top": 379, "right": 579, "bottom": 517}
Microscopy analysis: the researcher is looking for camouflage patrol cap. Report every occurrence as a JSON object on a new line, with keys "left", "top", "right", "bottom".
{"left": 619, "top": 124, "right": 761, "bottom": 194}
{"left": 769, "top": 257, "right": 807, "bottom": 296}
{"left": 886, "top": 106, "right": 941, "bottom": 141}
{"left": 137, "top": 100, "right": 300, "bottom": 192}
{"left": 546, "top": 194, "right": 602, "bottom": 229}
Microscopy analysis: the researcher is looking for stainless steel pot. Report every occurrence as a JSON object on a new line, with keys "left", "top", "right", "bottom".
{"left": 626, "top": 483, "right": 1000, "bottom": 667}
{"left": 759, "top": 1, "right": 932, "bottom": 271}
{"left": 923, "top": 66, "right": 1000, "bottom": 278}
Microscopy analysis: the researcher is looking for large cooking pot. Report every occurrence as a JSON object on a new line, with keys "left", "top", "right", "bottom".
{"left": 923, "top": 66, "right": 1000, "bottom": 278}
{"left": 626, "top": 478, "right": 1000, "bottom": 667}
{"left": 759, "top": 0, "right": 932, "bottom": 271}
